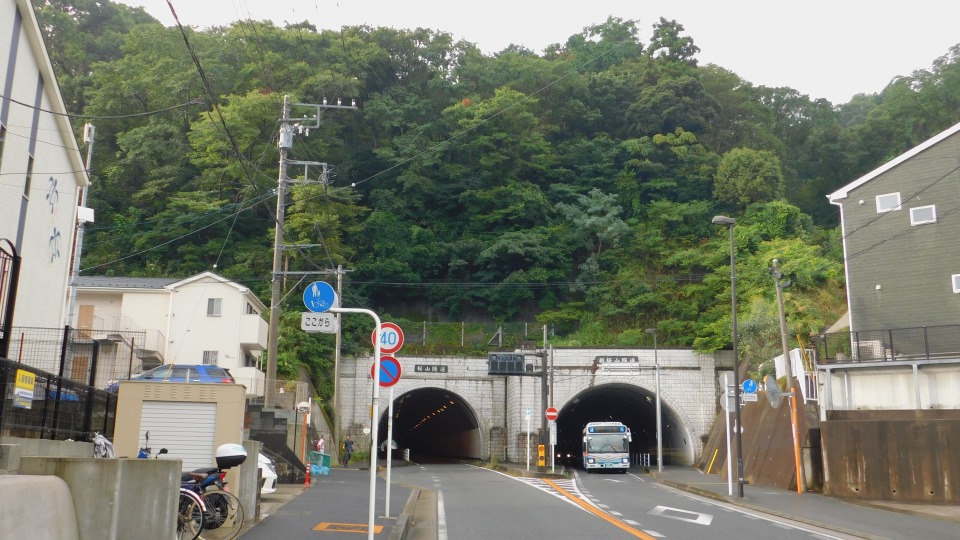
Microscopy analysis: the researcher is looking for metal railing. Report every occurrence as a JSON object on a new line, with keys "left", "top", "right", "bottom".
{"left": 0, "top": 357, "right": 116, "bottom": 440}
{"left": 815, "top": 325, "right": 960, "bottom": 364}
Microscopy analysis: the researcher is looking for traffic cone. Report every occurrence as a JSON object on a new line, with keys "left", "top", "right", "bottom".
{"left": 304, "top": 464, "right": 311, "bottom": 486}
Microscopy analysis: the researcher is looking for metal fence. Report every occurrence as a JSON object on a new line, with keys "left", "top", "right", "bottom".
{"left": 0, "top": 356, "right": 116, "bottom": 440}
{"left": 6, "top": 326, "right": 149, "bottom": 389}
{"left": 389, "top": 320, "right": 551, "bottom": 354}
{"left": 815, "top": 325, "right": 960, "bottom": 364}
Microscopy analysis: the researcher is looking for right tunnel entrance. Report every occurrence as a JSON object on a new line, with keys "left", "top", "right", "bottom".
{"left": 554, "top": 383, "right": 693, "bottom": 468}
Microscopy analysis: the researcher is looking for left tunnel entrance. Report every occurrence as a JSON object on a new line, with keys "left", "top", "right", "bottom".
{"left": 376, "top": 388, "right": 482, "bottom": 460}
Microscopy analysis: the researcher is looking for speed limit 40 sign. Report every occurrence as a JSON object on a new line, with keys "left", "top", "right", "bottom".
{"left": 371, "top": 322, "right": 404, "bottom": 354}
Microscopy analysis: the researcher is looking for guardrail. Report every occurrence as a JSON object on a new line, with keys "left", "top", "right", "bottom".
{"left": 815, "top": 325, "right": 960, "bottom": 364}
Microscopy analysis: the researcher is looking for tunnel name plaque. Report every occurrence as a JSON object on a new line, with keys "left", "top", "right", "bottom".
{"left": 414, "top": 364, "right": 448, "bottom": 373}
{"left": 595, "top": 356, "right": 639, "bottom": 364}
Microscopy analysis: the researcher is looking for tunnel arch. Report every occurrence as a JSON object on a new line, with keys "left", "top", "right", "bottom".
{"left": 375, "top": 387, "right": 484, "bottom": 460}
{"left": 554, "top": 382, "right": 694, "bottom": 467}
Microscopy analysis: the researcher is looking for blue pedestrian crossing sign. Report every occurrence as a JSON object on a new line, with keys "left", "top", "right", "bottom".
{"left": 742, "top": 379, "right": 758, "bottom": 393}
{"left": 303, "top": 281, "right": 337, "bottom": 313}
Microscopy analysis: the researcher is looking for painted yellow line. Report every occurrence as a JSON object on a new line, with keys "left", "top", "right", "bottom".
{"left": 544, "top": 479, "right": 657, "bottom": 540}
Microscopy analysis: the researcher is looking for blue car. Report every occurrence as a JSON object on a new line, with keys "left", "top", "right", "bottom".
{"left": 106, "top": 364, "right": 235, "bottom": 393}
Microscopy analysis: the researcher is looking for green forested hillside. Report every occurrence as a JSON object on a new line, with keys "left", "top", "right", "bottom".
{"left": 30, "top": 1, "right": 960, "bottom": 398}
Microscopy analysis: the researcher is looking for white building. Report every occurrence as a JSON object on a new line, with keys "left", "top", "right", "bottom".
{"left": 73, "top": 272, "right": 268, "bottom": 393}
{"left": 0, "top": 0, "right": 90, "bottom": 333}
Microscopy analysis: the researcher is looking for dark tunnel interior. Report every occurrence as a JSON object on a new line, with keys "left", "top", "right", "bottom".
{"left": 376, "top": 383, "right": 690, "bottom": 467}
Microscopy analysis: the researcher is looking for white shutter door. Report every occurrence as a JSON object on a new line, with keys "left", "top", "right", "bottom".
{"left": 140, "top": 401, "right": 217, "bottom": 470}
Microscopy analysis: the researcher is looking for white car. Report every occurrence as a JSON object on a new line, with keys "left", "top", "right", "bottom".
{"left": 258, "top": 453, "right": 278, "bottom": 495}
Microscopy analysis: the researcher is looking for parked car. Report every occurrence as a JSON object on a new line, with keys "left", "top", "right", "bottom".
{"left": 259, "top": 453, "right": 278, "bottom": 494}
{"left": 105, "top": 364, "right": 235, "bottom": 393}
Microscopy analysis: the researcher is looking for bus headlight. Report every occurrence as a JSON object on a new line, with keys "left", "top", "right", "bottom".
{"left": 587, "top": 457, "right": 596, "bottom": 464}
{"left": 621, "top": 458, "right": 630, "bottom": 464}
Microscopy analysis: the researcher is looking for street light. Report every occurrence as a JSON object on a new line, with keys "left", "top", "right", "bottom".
{"left": 712, "top": 215, "right": 745, "bottom": 498}
{"left": 645, "top": 328, "right": 662, "bottom": 473}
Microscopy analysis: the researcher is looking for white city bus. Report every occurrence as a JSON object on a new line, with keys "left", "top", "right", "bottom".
{"left": 582, "top": 421, "right": 632, "bottom": 473}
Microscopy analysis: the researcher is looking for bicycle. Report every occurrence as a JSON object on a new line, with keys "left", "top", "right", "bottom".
{"left": 176, "top": 489, "right": 205, "bottom": 540}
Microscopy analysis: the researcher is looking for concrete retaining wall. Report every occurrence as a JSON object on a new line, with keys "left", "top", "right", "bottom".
{"left": 822, "top": 411, "right": 960, "bottom": 502}
{"left": 18, "top": 457, "right": 180, "bottom": 540}
{"left": 0, "top": 475, "right": 79, "bottom": 540}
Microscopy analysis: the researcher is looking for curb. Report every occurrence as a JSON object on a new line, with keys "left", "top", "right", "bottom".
{"left": 389, "top": 488, "right": 420, "bottom": 540}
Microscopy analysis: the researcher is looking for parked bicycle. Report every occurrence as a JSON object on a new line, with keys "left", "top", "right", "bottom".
{"left": 179, "top": 444, "right": 247, "bottom": 540}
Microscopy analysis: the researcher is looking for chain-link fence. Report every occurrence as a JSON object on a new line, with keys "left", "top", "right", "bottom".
{"left": 387, "top": 320, "right": 551, "bottom": 354}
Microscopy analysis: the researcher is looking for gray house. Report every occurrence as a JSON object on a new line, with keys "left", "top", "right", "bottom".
{"left": 829, "top": 121, "right": 960, "bottom": 333}
{"left": 818, "top": 121, "right": 960, "bottom": 504}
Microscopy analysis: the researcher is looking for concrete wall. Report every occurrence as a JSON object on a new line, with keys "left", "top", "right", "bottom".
{"left": 821, "top": 410, "right": 960, "bottom": 502}
{"left": 19, "top": 457, "right": 179, "bottom": 540}
{"left": 0, "top": 475, "right": 79, "bottom": 540}
{"left": 821, "top": 362, "right": 960, "bottom": 418}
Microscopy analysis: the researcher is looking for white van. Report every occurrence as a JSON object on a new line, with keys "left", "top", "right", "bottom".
{"left": 258, "top": 453, "right": 278, "bottom": 494}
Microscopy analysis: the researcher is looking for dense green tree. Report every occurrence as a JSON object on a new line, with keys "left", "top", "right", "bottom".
{"left": 713, "top": 148, "right": 785, "bottom": 212}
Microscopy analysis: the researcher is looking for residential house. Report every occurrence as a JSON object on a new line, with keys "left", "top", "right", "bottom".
{"left": 0, "top": 0, "right": 91, "bottom": 338}
{"left": 818, "top": 120, "right": 960, "bottom": 502}
{"left": 73, "top": 271, "right": 268, "bottom": 394}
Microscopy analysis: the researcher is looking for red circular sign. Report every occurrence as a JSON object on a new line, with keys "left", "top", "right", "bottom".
{"left": 545, "top": 407, "right": 559, "bottom": 421}
{"left": 371, "top": 356, "right": 402, "bottom": 388}
{"left": 371, "top": 322, "right": 404, "bottom": 354}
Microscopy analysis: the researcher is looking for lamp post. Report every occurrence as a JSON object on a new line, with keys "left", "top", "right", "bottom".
{"left": 712, "top": 215, "right": 744, "bottom": 498}
{"left": 645, "top": 328, "right": 662, "bottom": 472}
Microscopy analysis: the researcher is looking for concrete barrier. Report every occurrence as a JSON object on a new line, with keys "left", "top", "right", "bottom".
{"left": 0, "top": 475, "right": 79, "bottom": 540}
{"left": 19, "top": 457, "right": 180, "bottom": 540}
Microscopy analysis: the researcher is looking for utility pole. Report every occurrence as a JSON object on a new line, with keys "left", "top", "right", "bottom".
{"left": 266, "top": 96, "right": 356, "bottom": 408}
{"left": 772, "top": 259, "right": 793, "bottom": 383}
{"left": 540, "top": 325, "right": 548, "bottom": 454}
{"left": 772, "top": 258, "right": 805, "bottom": 493}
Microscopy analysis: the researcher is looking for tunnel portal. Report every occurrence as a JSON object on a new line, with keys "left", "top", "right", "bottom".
{"left": 376, "top": 387, "right": 482, "bottom": 461}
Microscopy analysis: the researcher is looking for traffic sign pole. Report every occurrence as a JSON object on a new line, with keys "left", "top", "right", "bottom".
{"left": 327, "top": 307, "right": 381, "bottom": 540}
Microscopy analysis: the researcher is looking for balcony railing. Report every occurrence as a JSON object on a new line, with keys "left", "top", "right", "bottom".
{"left": 815, "top": 325, "right": 960, "bottom": 364}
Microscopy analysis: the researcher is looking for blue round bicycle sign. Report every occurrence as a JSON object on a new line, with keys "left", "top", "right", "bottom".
{"left": 303, "top": 281, "right": 337, "bottom": 313}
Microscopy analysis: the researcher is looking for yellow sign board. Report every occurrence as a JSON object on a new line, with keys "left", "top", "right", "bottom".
{"left": 14, "top": 369, "right": 36, "bottom": 409}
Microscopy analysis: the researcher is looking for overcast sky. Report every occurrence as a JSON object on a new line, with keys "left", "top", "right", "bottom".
{"left": 117, "top": 0, "right": 959, "bottom": 105}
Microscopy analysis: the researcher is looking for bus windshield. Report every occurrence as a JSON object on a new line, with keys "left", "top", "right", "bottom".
{"left": 585, "top": 433, "right": 629, "bottom": 453}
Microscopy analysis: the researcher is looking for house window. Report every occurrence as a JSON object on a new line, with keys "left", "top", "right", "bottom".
{"left": 953, "top": 275, "right": 960, "bottom": 293}
{"left": 202, "top": 351, "right": 219, "bottom": 365}
{"left": 245, "top": 302, "right": 257, "bottom": 315}
{"left": 910, "top": 205, "right": 936, "bottom": 225}
{"left": 207, "top": 298, "right": 222, "bottom": 317}
{"left": 875, "top": 192, "right": 901, "bottom": 213}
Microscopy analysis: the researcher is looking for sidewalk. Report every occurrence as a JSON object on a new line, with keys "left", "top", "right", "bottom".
{"left": 236, "top": 465, "right": 416, "bottom": 540}
{"left": 653, "top": 466, "right": 960, "bottom": 539}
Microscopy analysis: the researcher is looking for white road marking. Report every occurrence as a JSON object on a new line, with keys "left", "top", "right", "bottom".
{"left": 437, "top": 489, "right": 448, "bottom": 540}
{"left": 649, "top": 505, "right": 714, "bottom": 525}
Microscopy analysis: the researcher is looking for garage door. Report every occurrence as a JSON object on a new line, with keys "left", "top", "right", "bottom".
{"left": 140, "top": 401, "right": 217, "bottom": 470}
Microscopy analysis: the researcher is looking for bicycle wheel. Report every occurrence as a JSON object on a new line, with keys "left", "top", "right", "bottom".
{"left": 199, "top": 490, "right": 244, "bottom": 540}
{"left": 176, "top": 492, "right": 203, "bottom": 540}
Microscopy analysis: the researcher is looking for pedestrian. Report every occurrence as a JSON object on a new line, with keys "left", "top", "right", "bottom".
{"left": 342, "top": 435, "right": 354, "bottom": 466}
{"left": 316, "top": 434, "right": 326, "bottom": 454}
